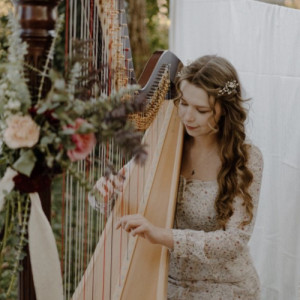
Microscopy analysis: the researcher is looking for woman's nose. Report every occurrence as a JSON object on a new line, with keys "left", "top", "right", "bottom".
{"left": 184, "top": 107, "right": 195, "bottom": 122}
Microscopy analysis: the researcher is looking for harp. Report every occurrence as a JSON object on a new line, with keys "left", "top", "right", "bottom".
{"left": 70, "top": 51, "right": 183, "bottom": 300}
{"left": 17, "top": 0, "right": 183, "bottom": 299}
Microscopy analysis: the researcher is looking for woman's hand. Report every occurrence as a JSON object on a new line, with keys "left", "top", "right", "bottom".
{"left": 116, "top": 214, "right": 174, "bottom": 249}
{"left": 88, "top": 165, "right": 128, "bottom": 212}
{"left": 94, "top": 167, "right": 127, "bottom": 198}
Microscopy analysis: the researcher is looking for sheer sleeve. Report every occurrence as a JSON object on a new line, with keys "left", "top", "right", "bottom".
{"left": 171, "top": 145, "right": 263, "bottom": 265}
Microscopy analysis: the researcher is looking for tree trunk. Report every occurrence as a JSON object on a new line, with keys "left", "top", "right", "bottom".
{"left": 127, "top": 0, "right": 151, "bottom": 78}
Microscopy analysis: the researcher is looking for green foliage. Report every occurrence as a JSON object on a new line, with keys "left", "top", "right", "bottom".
{"left": 51, "top": 175, "right": 63, "bottom": 258}
{"left": 0, "top": 10, "right": 147, "bottom": 298}
{"left": 146, "top": 0, "right": 169, "bottom": 52}
{"left": 0, "top": 0, "right": 12, "bottom": 63}
{"left": 0, "top": 18, "right": 9, "bottom": 63}
{"left": 0, "top": 192, "right": 29, "bottom": 298}
{"left": 0, "top": 14, "right": 146, "bottom": 180}
{"left": 53, "top": 2, "right": 67, "bottom": 73}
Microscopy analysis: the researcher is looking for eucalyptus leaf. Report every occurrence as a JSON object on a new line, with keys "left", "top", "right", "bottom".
{"left": 49, "top": 102, "right": 60, "bottom": 109}
{"left": 12, "top": 150, "right": 36, "bottom": 176}
{"left": 46, "top": 156, "right": 54, "bottom": 168}
{"left": 40, "top": 136, "right": 54, "bottom": 145}
{"left": 0, "top": 157, "right": 8, "bottom": 165}
{"left": 73, "top": 105, "right": 85, "bottom": 115}
{"left": 55, "top": 106, "right": 68, "bottom": 115}
{"left": 37, "top": 104, "right": 50, "bottom": 114}
{"left": 51, "top": 112, "right": 59, "bottom": 119}
{"left": 60, "top": 128, "right": 75, "bottom": 135}
{"left": 77, "top": 122, "right": 94, "bottom": 133}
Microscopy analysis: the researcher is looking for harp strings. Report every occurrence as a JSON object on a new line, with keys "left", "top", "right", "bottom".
{"left": 63, "top": 0, "right": 132, "bottom": 298}
{"left": 62, "top": 0, "right": 173, "bottom": 299}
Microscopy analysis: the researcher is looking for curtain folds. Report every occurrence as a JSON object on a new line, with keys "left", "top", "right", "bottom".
{"left": 170, "top": 1, "right": 300, "bottom": 299}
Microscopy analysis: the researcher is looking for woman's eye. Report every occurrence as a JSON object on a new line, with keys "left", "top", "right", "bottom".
{"left": 179, "top": 101, "right": 187, "bottom": 106}
{"left": 197, "top": 110, "right": 209, "bottom": 114}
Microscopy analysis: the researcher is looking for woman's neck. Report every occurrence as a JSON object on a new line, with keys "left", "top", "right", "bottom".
{"left": 189, "top": 134, "right": 220, "bottom": 153}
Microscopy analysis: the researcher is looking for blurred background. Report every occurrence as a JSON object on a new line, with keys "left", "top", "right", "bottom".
{"left": 0, "top": 0, "right": 300, "bottom": 299}
{"left": 1, "top": 0, "right": 298, "bottom": 76}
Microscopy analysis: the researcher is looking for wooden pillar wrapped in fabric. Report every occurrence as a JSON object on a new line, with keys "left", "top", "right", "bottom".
{"left": 14, "top": 1, "right": 59, "bottom": 299}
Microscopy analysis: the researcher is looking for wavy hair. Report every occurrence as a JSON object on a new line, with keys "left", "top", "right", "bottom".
{"left": 176, "top": 55, "right": 253, "bottom": 229}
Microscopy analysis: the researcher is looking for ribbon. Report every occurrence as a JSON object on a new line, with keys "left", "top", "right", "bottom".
{"left": 28, "top": 193, "right": 64, "bottom": 300}
{"left": 0, "top": 170, "right": 63, "bottom": 300}
{"left": 0, "top": 167, "right": 18, "bottom": 211}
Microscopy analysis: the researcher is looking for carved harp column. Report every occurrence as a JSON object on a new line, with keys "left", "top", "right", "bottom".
{"left": 14, "top": 1, "right": 59, "bottom": 299}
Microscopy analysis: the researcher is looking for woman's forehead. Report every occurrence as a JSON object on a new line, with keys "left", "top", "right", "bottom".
{"left": 180, "top": 80, "right": 214, "bottom": 107}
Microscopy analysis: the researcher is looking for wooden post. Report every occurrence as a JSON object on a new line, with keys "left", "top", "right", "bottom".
{"left": 14, "top": 1, "right": 59, "bottom": 299}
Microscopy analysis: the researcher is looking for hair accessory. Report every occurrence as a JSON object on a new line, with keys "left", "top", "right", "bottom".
{"left": 218, "top": 80, "right": 239, "bottom": 96}
{"left": 176, "top": 71, "right": 182, "bottom": 77}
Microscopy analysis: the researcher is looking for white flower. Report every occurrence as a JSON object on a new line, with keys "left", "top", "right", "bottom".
{"left": 54, "top": 79, "right": 65, "bottom": 90}
{"left": 0, "top": 83, "right": 8, "bottom": 90}
{"left": 4, "top": 115, "right": 40, "bottom": 149}
{"left": 7, "top": 70, "right": 20, "bottom": 83}
{"left": 5, "top": 90, "right": 17, "bottom": 99}
{"left": 5, "top": 99, "right": 21, "bottom": 110}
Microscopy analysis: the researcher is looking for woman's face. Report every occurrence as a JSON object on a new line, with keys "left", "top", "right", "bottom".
{"left": 178, "top": 80, "right": 222, "bottom": 138}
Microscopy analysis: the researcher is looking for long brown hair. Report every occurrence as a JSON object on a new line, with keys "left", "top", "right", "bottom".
{"left": 176, "top": 55, "right": 253, "bottom": 229}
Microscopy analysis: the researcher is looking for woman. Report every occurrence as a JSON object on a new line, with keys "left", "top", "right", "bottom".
{"left": 94, "top": 55, "right": 263, "bottom": 299}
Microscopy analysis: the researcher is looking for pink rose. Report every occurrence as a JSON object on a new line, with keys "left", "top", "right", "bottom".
{"left": 67, "top": 118, "right": 96, "bottom": 162}
{"left": 4, "top": 115, "right": 40, "bottom": 149}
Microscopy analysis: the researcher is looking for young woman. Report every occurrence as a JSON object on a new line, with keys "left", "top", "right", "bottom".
{"left": 94, "top": 55, "right": 263, "bottom": 299}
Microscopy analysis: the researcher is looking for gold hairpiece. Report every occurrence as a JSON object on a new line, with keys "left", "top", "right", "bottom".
{"left": 176, "top": 71, "right": 182, "bottom": 78}
{"left": 218, "top": 80, "right": 239, "bottom": 96}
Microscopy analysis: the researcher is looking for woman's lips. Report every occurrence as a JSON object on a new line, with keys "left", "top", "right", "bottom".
{"left": 185, "top": 125, "right": 198, "bottom": 130}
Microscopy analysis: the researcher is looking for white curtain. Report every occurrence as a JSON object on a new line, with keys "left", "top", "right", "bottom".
{"left": 169, "top": 0, "right": 300, "bottom": 299}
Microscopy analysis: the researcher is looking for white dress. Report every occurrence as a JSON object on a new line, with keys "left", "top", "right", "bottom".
{"left": 168, "top": 144, "right": 263, "bottom": 300}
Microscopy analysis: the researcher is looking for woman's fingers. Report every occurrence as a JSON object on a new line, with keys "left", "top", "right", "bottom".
{"left": 116, "top": 215, "right": 146, "bottom": 232}
{"left": 115, "top": 216, "right": 131, "bottom": 231}
{"left": 115, "top": 220, "right": 122, "bottom": 230}
{"left": 115, "top": 214, "right": 173, "bottom": 248}
{"left": 115, "top": 214, "right": 159, "bottom": 243}
{"left": 131, "top": 225, "right": 146, "bottom": 237}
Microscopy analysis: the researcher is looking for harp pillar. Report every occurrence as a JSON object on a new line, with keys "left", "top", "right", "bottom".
{"left": 14, "top": 1, "right": 59, "bottom": 299}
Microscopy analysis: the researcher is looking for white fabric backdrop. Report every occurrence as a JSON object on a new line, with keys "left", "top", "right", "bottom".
{"left": 169, "top": 0, "right": 300, "bottom": 299}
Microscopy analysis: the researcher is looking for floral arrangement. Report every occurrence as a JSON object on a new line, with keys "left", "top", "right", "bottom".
{"left": 0, "top": 14, "right": 146, "bottom": 298}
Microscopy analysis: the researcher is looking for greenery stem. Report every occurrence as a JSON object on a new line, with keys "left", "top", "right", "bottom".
{"left": 37, "top": 15, "right": 64, "bottom": 103}
{"left": 6, "top": 194, "right": 30, "bottom": 298}
{"left": 0, "top": 200, "right": 10, "bottom": 279}
{"left": 61, "top": 161, "right": 93, "bottom": 191}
